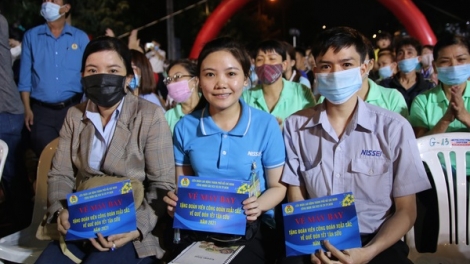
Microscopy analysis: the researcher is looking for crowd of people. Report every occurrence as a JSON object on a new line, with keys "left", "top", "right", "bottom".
{"left": 1, "top": 0, "right": 470, "bottom": 263}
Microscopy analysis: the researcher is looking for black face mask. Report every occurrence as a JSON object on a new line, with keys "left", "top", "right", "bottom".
{"left": 81, "top": 74, "right": 126, "bottom": 108}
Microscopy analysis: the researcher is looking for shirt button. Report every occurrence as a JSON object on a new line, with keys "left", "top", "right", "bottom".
{"left": 223, "top": 135, "right": 227, "bottom": 138}
{"left": 335, "top": 173, "right": 340, "bottom": 178}
{"left": 222, "top": 151, "right": 227, "bottom": 155}
{"left": 338, "top": 146, "right": 342, "bottom": 151}
{"left": 369, "top": 169, "right": 374, "bottom": 174}
{"left": 55, "top": 52, "right": 58, "bottom": 55}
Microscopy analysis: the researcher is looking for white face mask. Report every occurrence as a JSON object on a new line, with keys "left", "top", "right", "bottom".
{"left": 40, "top": 2, "right": 65, "bottom": 22}
{"left": 10, "top": 45, "right": 21, "bottom": 61}
{"left": 421, "top": 53, "right": 433, "bottom": 68}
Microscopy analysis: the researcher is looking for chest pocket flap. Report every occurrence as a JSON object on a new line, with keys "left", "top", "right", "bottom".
{"left": 350, "top": 158, "right": 390, "bottom": 176}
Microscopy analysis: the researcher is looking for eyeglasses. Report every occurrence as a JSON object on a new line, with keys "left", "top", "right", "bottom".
{"left": 163, "top": 74, "right": 193, "bottom": 85}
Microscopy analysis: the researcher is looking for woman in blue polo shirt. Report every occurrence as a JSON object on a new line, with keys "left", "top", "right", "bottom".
{"left": 164, "top": 37, "right": 286, "bottom": 263}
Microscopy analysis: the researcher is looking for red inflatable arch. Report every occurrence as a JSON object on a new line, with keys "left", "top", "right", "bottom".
{"left": 189, "top": 0, "right": 437, "bottom": 59}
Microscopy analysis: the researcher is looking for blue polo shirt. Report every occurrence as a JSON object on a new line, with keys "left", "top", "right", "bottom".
{"left": 173, "top": 100, "right": 286, "bottom": 218}
{"left": 18, "top": 23, "right": 89, "bottom": 103}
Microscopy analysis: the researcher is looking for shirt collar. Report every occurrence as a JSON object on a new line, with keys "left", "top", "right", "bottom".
{"left": 175, "top": 104, "right": 185, "bottom": 119}
{"left": 84, "top": 97, "right": 125, "bottom": 121}
{"left": 303, "top": 97, "right": 374, "bottom": 133}
{"left": 199, "top": 99, "right": 251, "bottom": 136}
{"left": 366, "top": 78, "right": 380, "bottom": 102}
{"left": 253, "top": 78, "right": 291, "bottom": 110}
{"left": 436, "top": 81, "right": 470, "bottom": 103}
{"left": 38, "top": 23, "right": 73, "bottom": 36}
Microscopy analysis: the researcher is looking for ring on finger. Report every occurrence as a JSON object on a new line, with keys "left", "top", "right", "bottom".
{"left": 110, "top": 242, "right": 116, "bottom": 252}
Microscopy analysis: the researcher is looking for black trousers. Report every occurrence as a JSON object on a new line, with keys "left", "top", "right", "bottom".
{"left": 30, "top": 101, "right": 76, "bottom": 158}
{"left": 279, "top": 234, "right": 413, "bottom": 264}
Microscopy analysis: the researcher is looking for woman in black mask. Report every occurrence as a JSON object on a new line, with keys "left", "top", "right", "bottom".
{"left": 35, "top": 36, "right": 175, "bottom": 264}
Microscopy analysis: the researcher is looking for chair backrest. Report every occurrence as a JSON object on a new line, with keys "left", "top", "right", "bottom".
{"left": 32, "top": 138, "right": 59, "bottom": 229}
{"left": 0, "top": 139, "right": 9, "bottom": 181}
{"left": 416, "top": 133, "right": 470, "bottom": 246}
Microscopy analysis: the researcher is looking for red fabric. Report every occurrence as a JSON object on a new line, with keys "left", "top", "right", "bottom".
{"left": 189, "top": 0, "right": 251, "bottom": 59}
{"left": 378, "top": 0, "right": 436, "bottom": 45}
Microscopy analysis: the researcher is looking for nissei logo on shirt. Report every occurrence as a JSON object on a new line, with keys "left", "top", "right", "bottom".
{"left": 360, "top": 150, "right": 382, "bottom": 157}
{"left": 247, "top": 151, "right": 262, "bottom": 157}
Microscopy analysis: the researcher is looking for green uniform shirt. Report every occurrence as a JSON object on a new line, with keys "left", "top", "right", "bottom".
{"left": 317, "top": 79, "right": 409, "bottom": 118}
{"left": 409, "top": 81, "right": 470, "bottom": 175}
{"left": 165, "top": 104, "right": 185, "bottom": 134}
{"left": 242, "top": 78, "right": 316, "bottom": 121}
{"left": 409, "top": 81, "right": 470, "bottom": 131}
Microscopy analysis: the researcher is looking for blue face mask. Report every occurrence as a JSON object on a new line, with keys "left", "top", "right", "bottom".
{"left": 315, "top": 67, "right": 363, "bottom": 105}
{"left": 437, "top": 64, "right": 470, "bottom": 85}
{"left": 378, "top": 65, "right": 393, "bottom": 79}
{"left": 128, "top": 75, "right": 140, "bottom": 91}
{"left": 398, "top": 57, "right": 419, "bottom": 73}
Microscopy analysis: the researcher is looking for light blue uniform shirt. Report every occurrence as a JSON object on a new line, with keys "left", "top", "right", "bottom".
{"left": 18, "top": 23, "right": 89, "bottom": 103}
{"left": 140, "top": 93, "right": 165, "bottom": 113}
{"left": 282, "top": 98, "right": 431, "bottom": 234}
{"left": 173, "top": 100, "right": 286, "bottom": 219}
{"left": 86, "top": 99, "right": 124, "bottom": 170}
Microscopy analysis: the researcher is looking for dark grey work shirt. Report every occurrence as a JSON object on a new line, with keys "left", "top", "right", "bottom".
{"left": 0, "top": 14, "right": 23, "bottom": 114}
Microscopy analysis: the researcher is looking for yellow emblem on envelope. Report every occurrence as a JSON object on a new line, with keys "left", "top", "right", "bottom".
{"left": 181, "top": 177, "right": 190, "bottom": 187}
{"left": 69, "top": 195, "right": 78, "bottom": 204}
{"left": 284, "top": 205, "right": 294, "bottom": 214}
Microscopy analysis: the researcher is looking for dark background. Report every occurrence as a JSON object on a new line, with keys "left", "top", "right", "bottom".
{"left": 1, "top": 0, "right": 469, "bottom": 58}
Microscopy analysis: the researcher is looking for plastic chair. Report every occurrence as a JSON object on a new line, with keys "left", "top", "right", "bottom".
{"left": 406, "top": 133, "right": 470, "bottom": 264}
{"left": 0, "top": 138, "right": 59, "bottom": 264}
{"left": 0, "top": 139, "right": 8, "bottom": 182}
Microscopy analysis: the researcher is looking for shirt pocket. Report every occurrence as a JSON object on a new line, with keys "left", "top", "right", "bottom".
{"left": 350, "top": 158, "right": 392, "bottom": 203}
{"left": 63, "top": 48, "right": 83, "bottom": 72}
{"left": 300, "top": 163, "right": 328, "bottom": 198}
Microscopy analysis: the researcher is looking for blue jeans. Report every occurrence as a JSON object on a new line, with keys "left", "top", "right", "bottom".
{"left": 35, "top": 240, "right": 160, "bottom": 264}
{"left": 0, "top": 113, "right": 26, "bottom": 200}
{"left": 0, "top": 112, "right": 32, "bottom": 225}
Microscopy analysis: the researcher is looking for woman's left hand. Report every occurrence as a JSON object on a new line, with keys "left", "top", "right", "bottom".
{"left": 242, "top": 196, "right": 261, "bottom": 222}
{"left": 89, "top": 230, "right": 141, "bottom": 251}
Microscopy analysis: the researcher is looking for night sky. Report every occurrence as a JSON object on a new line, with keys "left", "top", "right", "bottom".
{"left": 262, "top": 0, "right": 469, "bottom": 47}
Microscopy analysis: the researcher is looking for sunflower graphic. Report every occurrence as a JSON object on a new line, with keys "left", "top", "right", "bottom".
{"left": 236, "top": 183, "right": 250, "bottom": 194}
{"left": 121, "top": 182, "right": 133, "bottom": 194}
{"left": 342, "top": 194, "right": 354, "bottom": 207}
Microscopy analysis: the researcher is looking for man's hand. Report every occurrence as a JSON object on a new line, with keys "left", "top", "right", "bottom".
{"left": 128, "top": 29, "right": 143, "bottom": 53}
{"left": 105, "top": 28, "right": 115, "bottom": 37}
{"left": 310, "top": 240, "right": 373, "bottom": 264}
{"left": 24, "top": 108, "right": 34, "bottom": 131}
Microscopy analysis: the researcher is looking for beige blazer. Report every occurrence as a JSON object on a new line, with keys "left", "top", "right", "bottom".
{"left": 47, "top": 93, "right": 175, "bottom": 258}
